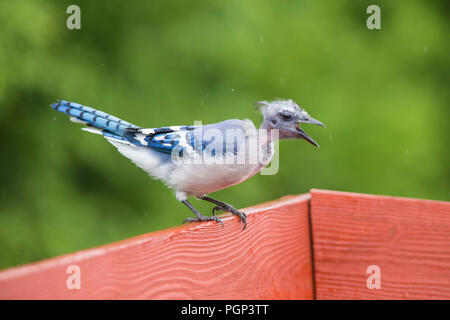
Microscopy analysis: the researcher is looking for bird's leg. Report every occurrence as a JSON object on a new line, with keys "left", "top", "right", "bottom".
{"left": 199, "top": 196, "right": 247, "bottom": 230}
{"left": 181, "top": 199, "right": 223, "bottom": 227}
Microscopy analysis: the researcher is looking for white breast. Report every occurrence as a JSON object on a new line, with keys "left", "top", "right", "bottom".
{"left": 107, "top": 129, "right": 275, "bottom": 197}
{"left": 167, "top": 142, "right": 275, "bottom": 196}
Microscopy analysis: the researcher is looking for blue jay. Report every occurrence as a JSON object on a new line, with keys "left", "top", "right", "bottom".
{"left": 51, "top": 99, "right": 325, "bottom": 229}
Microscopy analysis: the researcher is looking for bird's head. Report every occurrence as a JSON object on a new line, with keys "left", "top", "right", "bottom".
{"left": 256, "top": 99, "right": 325, "bottom": 147}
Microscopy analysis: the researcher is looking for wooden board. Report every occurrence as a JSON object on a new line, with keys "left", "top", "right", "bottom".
{"left": 310, "top": 189, "right": 450, "bottom": 300}
{"left": 0, "top": 194, "right": 313, "bottom": 299}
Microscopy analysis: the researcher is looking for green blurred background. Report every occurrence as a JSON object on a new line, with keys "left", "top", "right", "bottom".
{"left": 0, "top": 0, "right": 448, "bottom": 269}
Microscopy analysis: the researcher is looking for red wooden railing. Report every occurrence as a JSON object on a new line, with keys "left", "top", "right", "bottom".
{"left": 0, "top": 189, "right": 449, "bottom": 299}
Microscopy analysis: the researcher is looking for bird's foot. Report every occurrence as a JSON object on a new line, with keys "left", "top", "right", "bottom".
{"left": 183, "top": 214, "right": 224, "bottom": 228}
{"left": 229, "top": 208, "right": 247, "bottom": 230}
{"left": 213, "top": 205, "right": 247, "bottom": 230}
{"left": 199, "top": 196, "right": 248, "bottom": 230}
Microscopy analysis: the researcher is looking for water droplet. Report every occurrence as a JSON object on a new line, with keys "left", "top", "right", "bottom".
{"left": 231, "top": 88, "right": 235, "bottom": 92}
{"left": 53, "top": 117, "right": 57, "bottom": 120}
{"left": 259, "top": 34, "right": 264, "bottom": 44}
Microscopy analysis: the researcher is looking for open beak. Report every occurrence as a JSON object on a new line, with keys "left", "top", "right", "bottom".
{"left": 295, "top": 117, "right": 325, "bottom": 148}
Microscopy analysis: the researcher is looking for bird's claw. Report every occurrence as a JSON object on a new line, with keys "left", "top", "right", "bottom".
{"left": 212, "top": 206, "right": 247, "bottom": 230}
{"left": 212, "top": 205, "right": 226, "bottom": 216}
{"left": 230, "top": 209, "right": 247, "bottom": 230}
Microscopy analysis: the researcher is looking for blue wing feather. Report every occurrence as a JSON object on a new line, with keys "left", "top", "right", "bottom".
{"left": 51, "top": 100, "right": 248, "bottom": 157}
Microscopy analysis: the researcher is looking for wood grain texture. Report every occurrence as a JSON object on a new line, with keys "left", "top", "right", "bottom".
{"left": 310, "top": 189, "right": 450, "bottom": 300}
{"left": 0, "top": 194, "right": 313, "bottom": 300}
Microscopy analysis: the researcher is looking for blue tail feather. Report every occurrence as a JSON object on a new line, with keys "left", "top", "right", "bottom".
{"left": 51, "top": 100, "right": 139, "bottom": 137}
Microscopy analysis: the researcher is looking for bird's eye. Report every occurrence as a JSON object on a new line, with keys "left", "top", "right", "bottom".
{"left": 281, "top": 113, "right": 292, "bottom": 121}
